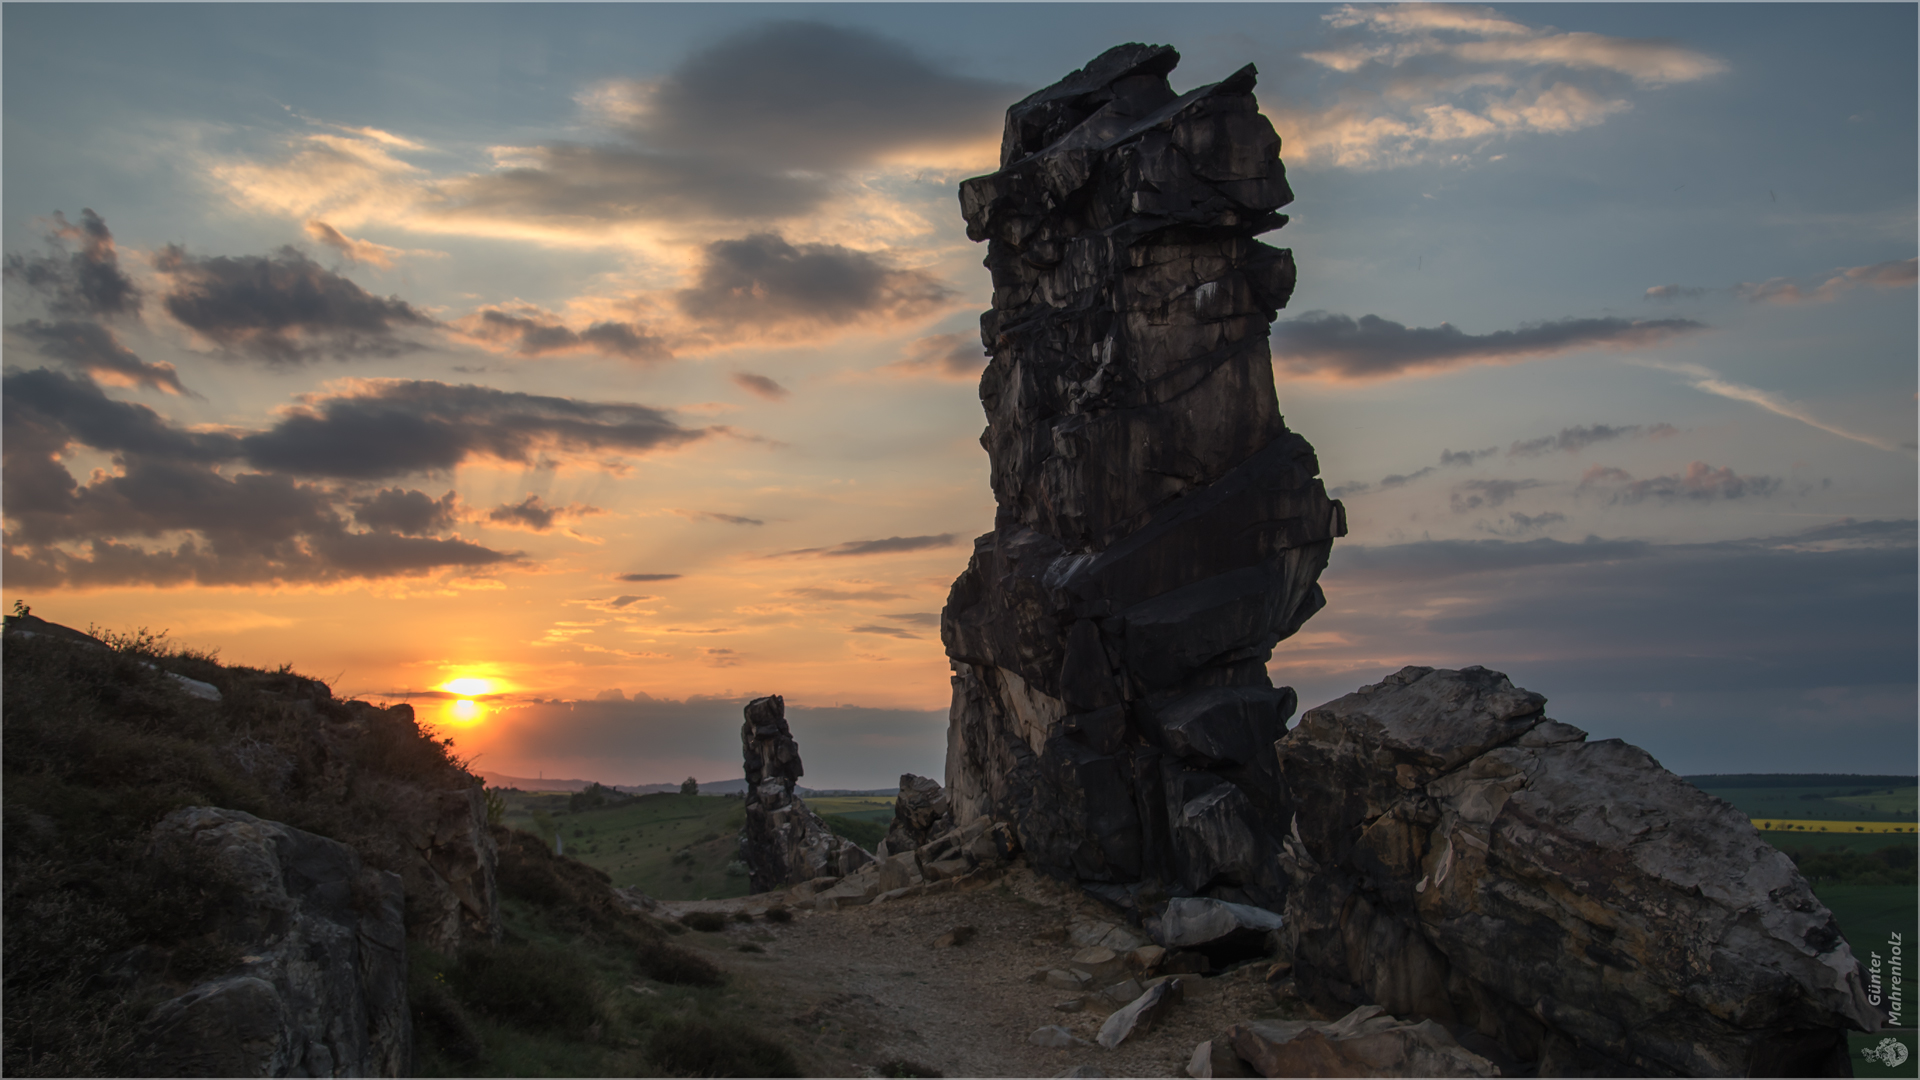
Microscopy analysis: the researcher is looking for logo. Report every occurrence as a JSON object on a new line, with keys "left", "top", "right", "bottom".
{"left": 1862, "top": 1037, "right": 1910, "bottom": 1068}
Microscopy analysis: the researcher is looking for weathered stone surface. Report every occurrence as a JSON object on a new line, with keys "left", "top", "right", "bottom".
{"left": 1032, "top": 1024, "right": 1086, "bottom": 1048}
{"left": 1186, "top": 1035, "right": 1253, "bottom": 1078}
{"left": 882, "top": 773, "right": 953, "bottom": 856}
{"left": 1275, "top": 666, "right": 1877, "bottom": 1076}
{"left": 1149, "top": 896, "right": 1284, "bottom": 967}
{"left": 940, "top": 42, "right": 1343, "bottom": 911}
{"left": 1070, "top": 945, "right": 1130, "bottom": 985}
{"left": 1227, "top": 1005, "right": 1501, "bottom": 1078}
{"left": 739, "top": 695, "right": 873, "bottom": 892}
{"left": 137, "top": 807, "right": 409, "bottom": 1077}
{"left": 1096, "top": 977, "right": 1182, "bottom": 1049}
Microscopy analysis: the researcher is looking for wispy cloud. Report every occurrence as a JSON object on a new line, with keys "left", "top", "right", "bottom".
{"left": 1273, "top": 310, "right": 1705, "bottom": 380}
{"left": 1645, "top": 361, "right": 1911, "bottom": 453}
{"left": 303, "top": 220, "right": 440, "bottom": 268}
{"left": 1737, "top": 257, "right": 1917, "bottom": 305}
{"left": 768, "top": 534, "right": 958, "bottom": 559}
{"left": 451, "top": 305, "right": 668, "bottom": 362}
{"left": 1578, "top": 461, "right": 1781, "bottom": 503}
{"left": 1272, "top": 4, "right": 1727, "bottom": 169}
{"left": 731, "top": 372, "right": 790, "bottom": 401}
{"left": 1508, "top": 422, "right": 1675, "bottom": 457}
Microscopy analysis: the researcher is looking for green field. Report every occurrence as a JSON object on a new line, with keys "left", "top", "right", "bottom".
{"left": 494, "top": 790, "right": 751, "bottom": 900}
{"left": 1691, "top": 776, "right": 1918, "bottom": 824}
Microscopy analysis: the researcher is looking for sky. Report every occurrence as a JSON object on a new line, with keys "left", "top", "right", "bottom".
{"left": 4, "top": 3, "right": 1914, "bottom": 788}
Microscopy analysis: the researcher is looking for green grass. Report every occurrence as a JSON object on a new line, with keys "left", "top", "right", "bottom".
{"left": 1695, "top": 783, "right": 1919, "bottom": 823}
{"left": 807, "top": 795, "right": 896, "bottom": 824}
{"left": 495, "top": 791, "right": 750, "bottom": 900}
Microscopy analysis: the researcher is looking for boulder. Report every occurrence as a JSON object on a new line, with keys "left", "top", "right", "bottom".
{"left": 1275, "top": 666, "right": 1877, "bottom": 1076}
{"left": 1149, "top": 896, "right": 1283, "bottom": 966}
{"left": 1186, "top": 1036, "right": 1253, "bottom": 1078}
{"left": 883, "top": 773, "right": 953, "bottom": 855}
{"left": 1098, "top": 978, "right": 1145, "bottom": 1007}
{"left": 1069, "top": 946, "right": 1130, "bottom": 985}
{"left": 1096, "top": 978, "right": 1182, "bottom": 1049}
{"left": 738, "top": 695, "right": 874, "bottom": 892}
{"left": 136, "top": 807, "right": 409, "bottom": 1077}
{"left": 938, "top": 42, "right": 1343, "bottom": 910}
{"left": 1226, "top": 1005, "right": 1500, "bottom": 1078}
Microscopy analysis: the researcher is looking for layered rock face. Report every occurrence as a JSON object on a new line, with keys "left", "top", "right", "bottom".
{"left": 739, "top": 695, "right": 873, "bottom": 893}
{"left": 1275, "top": 666, "right": 1878, "bottom": 1076}
{"left": 137, "top": 807, "right": 410, "bottom": 1077}
{"left": 941, "top": 43, "right": 1343, "bottom": 909}
{"left": 880, "top": 773, "right": 953, "bottom": 856}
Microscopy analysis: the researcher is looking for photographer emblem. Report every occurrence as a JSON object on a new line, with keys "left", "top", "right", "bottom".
{"left": 1862, "top": 1037, "right": 1910, "bottom": 1068}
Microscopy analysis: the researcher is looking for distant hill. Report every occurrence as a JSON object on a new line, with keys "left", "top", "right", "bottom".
{"left": 480, "top": 772, "right": 895, "bottom": 798}
{"left": 1685, "top": 774, "right": 1917, "bottom": 788}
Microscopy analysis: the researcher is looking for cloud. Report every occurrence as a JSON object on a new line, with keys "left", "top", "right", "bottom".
{"left": 352, "top": 488, "right": 460, "bottom": 535}
{"left": 6, "top": 320, "right": 188, "bottom": 395}
{"left": 879, "top": 332, "right": 989, "bottom": 381}
{"left": 2, "top": 370, "right": 520, "bottom": 588}
{"left": 676, "top": 233, "right": 953, "bottom": 336}
{"left": 1737, "top": 257, "right": 1918, "bottom": 305}
{"left": 674, "top": 509, "right": 765, "bottom": 527}
{"left": 1646, "top": 361, "right": 1908, "bottom": 453}
{"left": 1644, "top": 284, "right": 1706, "bottom": 302}
{"left": 1478, "top": 510, "right": 1567, "bottom": 536}
{"left": 1439, "top": 446, "right": 1498, "bottom": 467}
{"left": 770, "top": 534, "right": 958, "bottom": 559}
{"left": 239, "top": 379, "right": 714, "bottom": 479}
{"left": 453, "top": 306, "right": 669, "bottom": 362}
{"left": 731, "top": 372, "right": 790, "bottom": 401}
{"left": 485, "top": 494, "right": 602, "bottom": 532}
{"left": 1450, "top": 477, "right": 1544, "bottom": 512}
{"left": 1578, "top": 461, "right": 1781, "bottom": 504}
{"left": 1271, "top": 5, "right": 1726, "bottom": 170}
{"left": 884, "top": 612, "right": 941, "bottom": 627}
{"left": 154, "top": 244, "right": 433, "bottom": 363}
{"left": 615, "top": 572, "right": 681, "bottom": 582}
{"left": 3, "top": 209, "right": 143, "bottom": 318}
{"left": 1271, "top": 311, "right": 1705, "bottom": 380}
{"left": 1508, "top": 422, "right": 1673, "bottom": 457}
{"left": 848, "top": 624, "right": 920, "bottom": 639}
{"left": 302, "top": 220, "right": 438, "bottom": 268}
{"left": 783, "top": 585, "right": 909, "bottom": 602}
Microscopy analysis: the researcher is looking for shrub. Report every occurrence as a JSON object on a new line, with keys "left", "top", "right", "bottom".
{"left": 408, "top": 953, "right": 485, "bottom": 1064}
{"left": 649, "top": 1018, "right": 800, "bottom": 1077}
{"left": 820, "top": 813, "right": 887, "bottom": 850}
{"left": 449, "top": 943, "right": 600, "bottom": 1035}
{"left": 765, "top": 907, "right": 793, "bottom": 924}
{"left": 730, "top": 911, "right": 754, "bottom": 923}
{"left": 681, "top": 911, "right": 727, "bottom": 933}
{"left": 635, "top": 938, "right": 725, "bottom": 987}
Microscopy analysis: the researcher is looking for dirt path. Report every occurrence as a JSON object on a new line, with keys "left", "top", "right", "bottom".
{"left": 660, "top": 865, "right": 1297, "bottom": 1078}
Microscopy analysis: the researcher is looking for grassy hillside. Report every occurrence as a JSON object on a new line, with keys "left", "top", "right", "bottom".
{"left": 1691, "top": 776, "right": 1918, "bottom": 823}
{"left": 494, "top": 789, "right": 752, "bottom": 900}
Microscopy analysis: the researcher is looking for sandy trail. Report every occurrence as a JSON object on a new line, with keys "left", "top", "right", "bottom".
{"left": 660, "top": 866, "right": 1295, "bottom": 1078}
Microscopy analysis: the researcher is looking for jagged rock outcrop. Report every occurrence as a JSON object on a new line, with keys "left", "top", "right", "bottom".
{"left": 880, "top": 773, "right": 953, "bottom": 856}
{"left": 136, "top": 807, "right": 410, "bottom": 1077}
{"left": 1274, "top": 665, "right": 1877, "bottom": 1077}
{"left": 739, "top": 695, "right": 873, "bottom": 892}
{"left": 940, "top": 43, "right": 1343, "bottom": 909}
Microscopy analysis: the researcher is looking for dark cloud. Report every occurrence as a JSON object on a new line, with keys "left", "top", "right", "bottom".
{"left": 884, "top": 612, "right": 941, "bottom": 627}
{"left": 155, "top": 244, "right": 433, "bottom": 363}
{"left": 771, "top": 533, "right": 958, "bottom": 558}
{"left": 3, "top": 209, "right": 143, "bottom": 318}
{"left": 1450, "top": 478, "right": 1545, "bottom": 512}
{"left": 6, "top": 319, "right": 187, "bottom": 395}
{"left": 1509, "top": 423, "right": 1672, "bottom": 457}
{"left": 240, "top": 380, "right": 712, "bottom": 479}
{"left": 352, "top": 488, "right": 459, "bottom": 536}
{"left": 1326, "top": 480, "right": 1371, "bottom": 499}
{"left": 1378, "top": 467, "right": 1433, "bottom": 489}
{"left": 459, "top": 308, "right": 668, "bottom": 362}
{"left": 1295, "top": 522, "right": 1916, "bottom": 773}
{"left": 848, "top": 624, "right": 920, "bottom": 639}
{"left": 616, "top": 572, "right": 681, "bottom": 582}
{"left": 680, "top": 510, "right": 764, "bottom": 526}
{"left": 1439, "top": 446, "right": 1498, "bottom": 467}
{"left": 486, "top": 494, "right": 600, "bottom": 532}
{"left": 429, "top": 143, "right": 832, "bottom": 227}
{"left": 635, "top": 21, "right": 1008, "bottom": 171}
{"left": 731, "top": 372, "right": 790, "bottom": 401}
{"left": 603, "top": 595, "right": 650, "bottom": 609}
{"left": 1579, "top": 461, "right": 1780, "bottom": 504}
{"left": 1, "top": 371, "right": 519, "bottom": 587}
{"left": 1271, "top": 311, "right": 1706, "bottom": 379}
{"left": 1477, "top": 510, "right": 1568, "bottom": 537}
{"left": 1643, "top": 284, "right": 1706, "bottom": 302}
{"left": 882, "top": 332, "right": 989, "bottom": 380}
{"left": 677, "top": 233, "right": 952, "bottom": 330}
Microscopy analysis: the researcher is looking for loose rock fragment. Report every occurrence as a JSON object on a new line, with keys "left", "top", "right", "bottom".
{"left": 1096, "top": 978, "right": 1182, "bottom": 1050}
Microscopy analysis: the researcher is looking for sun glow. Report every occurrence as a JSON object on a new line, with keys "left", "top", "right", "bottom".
{"left": 450, "top": 699, "right": 480, "bottom": 723}
{"left": 441, "top": 676, "right": 498, "bottom": 696}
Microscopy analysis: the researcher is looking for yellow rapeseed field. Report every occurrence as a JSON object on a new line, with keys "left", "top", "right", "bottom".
{"left": 1752, "top": 819, "right": 1919, "bottom": 834}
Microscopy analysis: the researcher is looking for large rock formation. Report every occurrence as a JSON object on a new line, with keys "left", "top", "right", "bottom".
{"left": 1274, "top": 666, "right": 1878, "bottom": 1076}
{"left": 136, "top": 807, "right": 410, "bottom": 1077}
{"left": 880, "top": 773, "right": 953, "bottom": 857}
{"left": 941, "top": 43, "right": 1343, "bottom": 910}
{"left": 739, "top": 695, "right": 873, "bottom": 892}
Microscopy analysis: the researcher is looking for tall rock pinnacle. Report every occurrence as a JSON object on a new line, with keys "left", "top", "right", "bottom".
{"left": 940, "top": 44, "right": 1345, "bottom": 909}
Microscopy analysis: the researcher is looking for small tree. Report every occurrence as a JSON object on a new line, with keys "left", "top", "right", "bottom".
{"left": 680, "top": 776, "right": 699, "bottom": 796}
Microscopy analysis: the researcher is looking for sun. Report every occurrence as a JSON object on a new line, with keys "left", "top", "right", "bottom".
{"left": 441, "top": 676, "right": 498, "bottom": 696}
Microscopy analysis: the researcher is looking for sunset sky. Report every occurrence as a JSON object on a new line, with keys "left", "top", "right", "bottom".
{"left": 5, "top": 4, "right": 1913, "bottom": 787}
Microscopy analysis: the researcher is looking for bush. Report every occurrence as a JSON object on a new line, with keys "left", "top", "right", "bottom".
{"left": 649, "top": 1018, "right": 800, "bottom": 1077}
{"left": 730, "top": 911, "right": 754, "bottom": 923}
{"left": 821, "top": 813, "right": 887, "bottom": 850}
{"left": 765, "top": 907, "right": 793, "bottom": 924}
{"left": 635, "top": 938, "right": 725, "bottom": 987}
{"left": 681, "top": 911, "right": 727, "bottom": 933}
{"left": 449, "top": 943, "right": 600, "bottom": 1035}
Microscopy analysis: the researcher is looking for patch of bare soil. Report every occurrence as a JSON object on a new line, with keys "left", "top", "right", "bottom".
{"left": 661, "top": 863, "right": 1308, "bottom": 1078}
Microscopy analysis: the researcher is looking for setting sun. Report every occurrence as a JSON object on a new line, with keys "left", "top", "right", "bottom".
{"left": 441, "top": 676, "right": 499, "bottom": 697}
{"left": 450, "top": 699, "right": 480, "bottom": 723}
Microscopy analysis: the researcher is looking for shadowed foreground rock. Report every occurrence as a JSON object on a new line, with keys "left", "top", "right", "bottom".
{"left": 1274, "top": 665, "right": 1878, "bottom": 1076}
{"left": 1226, "top": 1005, "right": 1501, "bottom": 1078}
{"left": 941, "top": 41, "right": 1343, "bottom": 912}
{"left": 740, "top": 695, "right": 873, "bottom": 893}
{"left": 137, "top": 807, "right": 409, "bottom": 1077}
